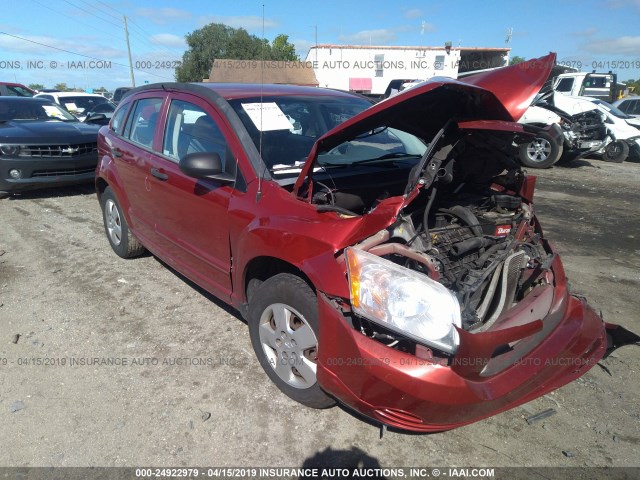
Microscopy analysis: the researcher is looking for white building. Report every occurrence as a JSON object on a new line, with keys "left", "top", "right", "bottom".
{"left": 305, "top": 45, "right": 510, "bottom": 96}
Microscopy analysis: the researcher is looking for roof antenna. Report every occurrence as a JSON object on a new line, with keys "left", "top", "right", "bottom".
{"left": 256, "top": 3, "right": 265, "bottom": 202}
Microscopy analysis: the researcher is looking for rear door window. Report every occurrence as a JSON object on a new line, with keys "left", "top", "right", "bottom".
{"left": 162, "top": 99, "right": 227, "bottom": 162}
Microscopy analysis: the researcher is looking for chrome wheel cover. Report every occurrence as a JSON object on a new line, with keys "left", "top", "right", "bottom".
{"left": 258, "top": 303, "right": 318, "bottom": 389}
{"left": 526, "top": 137, "right": 552, "bottom": 162}
{"left": 105, "top": 198, "right": 122, "bottom": 246}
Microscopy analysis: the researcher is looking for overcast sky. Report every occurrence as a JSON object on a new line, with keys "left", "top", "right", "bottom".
{"left": 1, "top": 0, "right": 639, "bottom": 90}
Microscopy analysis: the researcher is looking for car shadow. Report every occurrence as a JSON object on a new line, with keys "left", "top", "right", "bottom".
{"left": 152, "top": 255, "right": 246, "bottom": 324}
{"left": 4, "top": 183, "right": 96, "bottom": 200}
{"left": 554, "top": 157, "right": 598, "bottom": 169}
{"left": 298, "top": 446, "right": 388, "bottom": 479}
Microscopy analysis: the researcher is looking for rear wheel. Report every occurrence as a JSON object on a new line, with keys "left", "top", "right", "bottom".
{"left": 248, "top": 273, "right": 335, "bottom": 409}
{"left": 602, "top": 140, "right": 629, "bottom": 163}
{"left": 519, "top": 132, "right": 562, "bottom": 169}
{"left": 100, "top": 187, "right": 145, "bottom": 258}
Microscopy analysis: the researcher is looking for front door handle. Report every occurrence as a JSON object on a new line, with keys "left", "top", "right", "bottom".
{"left": 150, "top": 168, "right": 169, "bottom": 181}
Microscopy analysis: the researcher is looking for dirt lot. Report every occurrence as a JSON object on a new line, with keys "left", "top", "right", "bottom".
{"left": 0, "top": 157, "right": 639, "bottom": 470}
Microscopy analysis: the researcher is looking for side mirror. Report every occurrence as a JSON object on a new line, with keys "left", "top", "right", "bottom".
{"left": 85, "top": 113, "right": 107, "bottom": 124}
{"left": 179, "top": 152, "right": 234, "bottom": 182}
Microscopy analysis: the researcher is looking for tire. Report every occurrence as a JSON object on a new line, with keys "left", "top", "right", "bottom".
{"left": 602, "top": 140, "right": 629, "bottom": 163}
{"left": 100, "top": 187, "right": 145, "bottom": 258}
{"left": 518, "top": 132, "right": 562, "bottom": 169}
{"left": 248, "top": 273, "right": 335, "bottom": 409}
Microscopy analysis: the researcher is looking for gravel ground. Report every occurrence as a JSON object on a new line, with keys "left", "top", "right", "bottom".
{"left": 0, "top": 156, "right": 638, "bottom": 470}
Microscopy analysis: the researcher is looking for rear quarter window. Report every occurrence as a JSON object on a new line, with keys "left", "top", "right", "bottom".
{"left": 110, "top": 104, "right": 129, "bottom": 135}
{"left": 123, "top": 97, "right": 163, "bottom": 150}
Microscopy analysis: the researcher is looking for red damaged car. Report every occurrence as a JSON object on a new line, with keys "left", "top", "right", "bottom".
{"left": 95, "top": 53, "right": 638, "bottom": 431}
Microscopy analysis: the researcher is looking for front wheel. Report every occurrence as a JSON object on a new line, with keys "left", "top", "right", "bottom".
{"left": 602, "top": 140, "right": 629, "bottom": 163}
{"left": 248, "top": 273, "right": 335, "bottom": 409}
{"left": 518, "top": 132, "right": 562, "bottom": 169}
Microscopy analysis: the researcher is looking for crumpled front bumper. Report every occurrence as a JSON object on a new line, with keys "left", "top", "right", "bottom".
{"left": 316, "top": 255, "right": 614, "bottom": 432}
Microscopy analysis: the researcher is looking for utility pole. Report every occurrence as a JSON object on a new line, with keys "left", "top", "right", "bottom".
{"left": 123, "top": 15, "right": 135, "bottom": 87}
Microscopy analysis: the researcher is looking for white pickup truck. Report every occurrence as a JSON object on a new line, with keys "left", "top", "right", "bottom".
{"left": 553, "top": 72, "right": 625, "bottom": 102}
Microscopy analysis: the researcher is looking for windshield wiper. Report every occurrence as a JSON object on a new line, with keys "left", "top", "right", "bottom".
{"left": 352, "top": 152, "right": 421, "bottom": 164}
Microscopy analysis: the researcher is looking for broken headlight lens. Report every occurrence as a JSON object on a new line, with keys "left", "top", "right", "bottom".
{"left": 345, "top": 247, "right": 461, "bottom": 354}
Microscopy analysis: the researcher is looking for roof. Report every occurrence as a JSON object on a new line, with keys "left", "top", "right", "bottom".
{"left": 0, "top": 96, "right": 52, "bottom": 103}
{"left": 309, "top": 44, "right": 510, "bottom": 52}
{"left": 37, "top": 92, "right": 104, "bottom": 97}
{"left": 134, "top": 82, "right": 354, "bottom": 101}
{"left": 207, "top": 59, "right": 318, "bottom": 86}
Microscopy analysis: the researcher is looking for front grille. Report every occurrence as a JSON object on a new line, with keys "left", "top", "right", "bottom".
{"left": 20, "top": 142, "right": 97, "bottom": 157}
{"left": 31, "top": 167, "right": 96, "bottom": 177}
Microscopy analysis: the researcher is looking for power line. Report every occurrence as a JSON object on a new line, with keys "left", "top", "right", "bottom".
{"left": 0, "top": 30, "right": 173, "bottom": 80}
{"left": 128, "top": 18, "right": 185, "bottom": 56}
{"left": 34, "top": 0, "right": 180, "bottom": 61}
{"left": 28, "top": 0, "right": 181, "bottom": 76}
{"left": 73, "top": 0, "right": 181, "bottom": 58}
{"left": 61, "top": 0, "right": 122, "bottom": 29}
{"left": 87, "top": 0, "right": 122, "bottom": 21}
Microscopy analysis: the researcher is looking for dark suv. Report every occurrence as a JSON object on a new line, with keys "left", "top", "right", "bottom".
{"left": 111, "top": 87, "right": 132, "bottom": 105}
{"left": 95, "top": 54, "right": 636, "bottom": 432}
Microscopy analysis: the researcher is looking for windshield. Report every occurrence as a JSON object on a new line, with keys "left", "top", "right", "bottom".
{"left": 592, "top": 99, "right": 632, "bottom": 119}
{"left": 58, "top": 96, "right": 108, "bottom": 115}
{"left": 4, "top": 85, "right": 35, "bottom": 97}
{"left": 0, "top": 99, "right": 78, "bottom": 122}
{"left": 317, "top": 126, "right": 427, "bottom": 167}
{"left": 228, "top": 95, "right": 372, "bottom": 172}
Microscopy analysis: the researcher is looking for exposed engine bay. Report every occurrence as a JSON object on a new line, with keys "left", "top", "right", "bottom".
{"left": 312, "top": 128, "right": 552, "bottom": 350}
{"left": 380, "top": 188, "right": 546, "bottom": 332}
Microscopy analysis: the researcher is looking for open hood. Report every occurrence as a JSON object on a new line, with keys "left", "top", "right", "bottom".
{"left": 461, "top": 53, "right": 556, "bottom": 121}
{"left": 293, "top": 53, "right": 556, "bottom": 197}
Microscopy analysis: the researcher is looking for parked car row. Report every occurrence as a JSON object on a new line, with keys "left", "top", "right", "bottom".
{"left": 519, "top": 92, "right": 640, "bottom": 167}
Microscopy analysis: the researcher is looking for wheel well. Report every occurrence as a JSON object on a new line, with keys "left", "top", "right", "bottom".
{"left": 95, "top": 178, "right": 109, "bottom": 202}
{"left": 243, "top": 256, "right": 314, "bottom": 302}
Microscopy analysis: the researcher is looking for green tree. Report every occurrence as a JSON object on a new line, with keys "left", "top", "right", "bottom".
{"left": 623, "top": 78, "right": 640, "bottom": 94}
{"left": 270, "top": 34, "right": 299, "bottom": 61}
{"left": 510, "top": 56, "right": 526, "bottom": 65}
{"left": 54, "top": 82, "right": 69, "bottom": 91}
{"left": 175, "top": 23, "right": 299, "bottom": 82}
{"left": 28, "top": 83, "right": 45, "bottom": 91}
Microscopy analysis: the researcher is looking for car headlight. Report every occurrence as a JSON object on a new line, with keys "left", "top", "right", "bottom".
{"left": 0, "top": 144, "right": 22, "bottom": 156}
{"left": 345, "top": 247, "right": 461, "bottom": 354}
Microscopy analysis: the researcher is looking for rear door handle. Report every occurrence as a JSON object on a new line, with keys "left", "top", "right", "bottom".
{"left": 111, "top": 147, "right": 122, "bottom": 158}
{"left": 150, "top": 167, "right": 169, "bottom": 181}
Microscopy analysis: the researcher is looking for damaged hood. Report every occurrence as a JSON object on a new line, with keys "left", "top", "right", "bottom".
{"left": 293, "top": 53, "right": 556, "bottom": 196}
